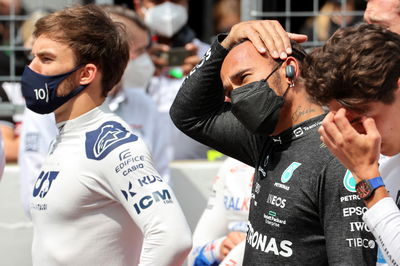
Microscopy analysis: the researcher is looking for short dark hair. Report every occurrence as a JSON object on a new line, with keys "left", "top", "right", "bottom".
{"left": 34, "top": 4, "right": 130, "bottom": 96}
{"left": 302, "top": 23, "right": 400, "bottom": 110}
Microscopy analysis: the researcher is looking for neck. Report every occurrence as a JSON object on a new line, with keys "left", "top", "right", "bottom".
{"left": 54, "top": 86, "right": 105, "bottom": 123}
{"left": 272, "top": 86, "right": 324, "bottom": 135}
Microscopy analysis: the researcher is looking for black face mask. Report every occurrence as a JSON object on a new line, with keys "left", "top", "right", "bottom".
{"left": 230, "top": 62, "right": 289, "bottom": 136}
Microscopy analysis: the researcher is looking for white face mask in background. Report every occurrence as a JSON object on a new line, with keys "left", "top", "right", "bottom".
{"left": 144, "top": 2, "right": 188, "bottom": 38}
{"left": 122, "top": 52, "right": 155, "bottom": 90}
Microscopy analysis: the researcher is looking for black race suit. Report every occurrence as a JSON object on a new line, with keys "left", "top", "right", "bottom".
{"left": 170, "top": 36, "right": 376, "bottom": 265}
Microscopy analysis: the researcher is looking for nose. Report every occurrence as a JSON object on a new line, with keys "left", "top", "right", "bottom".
{"left": 28, "top": 57, "right": 41, "bottom": 73}
{"left": 363, "top": 4, "right": 372, "bottom": 24}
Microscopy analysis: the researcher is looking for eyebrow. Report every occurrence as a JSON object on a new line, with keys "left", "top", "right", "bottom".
{"left": 35, "top": 50, "right": 56, "bottom": 58}
{"left": 229, "top": 67, "right": 252, "bottom": 81}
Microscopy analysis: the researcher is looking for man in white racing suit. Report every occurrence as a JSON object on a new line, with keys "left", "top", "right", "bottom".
{"left": 23, "top": 5, "right": 191, "bottom": 265}
{"left": 189, "top": 157, "right": 253, "bottom": 266}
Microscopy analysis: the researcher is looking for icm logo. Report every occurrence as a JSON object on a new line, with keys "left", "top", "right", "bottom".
{"left": 133, "top": 189, "right": 173, "bottom": 214}
{"left": 281, "top": 162, "right": 301, "bottom": 183}
{"left": 121, "top": 181, "right": 136, "bottom": 200}
{"left": 85, "top": 121, "right": 138, "bottom": 160}
{"left": 33, "top": 171, "right": 59, "bottom": 198}
{"left": 343, "top": 170, "right": 356, "bottom": 192}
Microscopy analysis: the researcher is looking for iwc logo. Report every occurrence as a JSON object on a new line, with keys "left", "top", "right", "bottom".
{"left": 343, "top": 170, "right": 356, "bottom": 192}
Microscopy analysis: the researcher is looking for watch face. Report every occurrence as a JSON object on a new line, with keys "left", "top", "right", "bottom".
{"left": 356, "top": 181, "right": 372, "bottom": 199}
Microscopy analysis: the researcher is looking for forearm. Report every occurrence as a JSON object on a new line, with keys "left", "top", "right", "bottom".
{"left": 363, "top": 197, "right": 400, "bottom": 265}
{"left": 170, "top": 36, "right": 259, "bottom": 164}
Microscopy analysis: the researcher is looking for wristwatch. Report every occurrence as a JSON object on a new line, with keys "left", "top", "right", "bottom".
{"left": 355, "top": 176, "right": 385, "bottom": 200}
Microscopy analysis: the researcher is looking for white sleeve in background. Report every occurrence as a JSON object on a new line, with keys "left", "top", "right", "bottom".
{"left": 189, "top": 157, "right": 253, "bottom": 266}
{"left": 18, "top": 109, "right": 57, "bottom": 218}
{"left": 0, "top": 129, "right": 5, "bottom": 180}
{"left": 363, "top": 197, "right": 400, "bottom": 266}
{"left": 219, "top": 240, "right": 245, "bottom": 266}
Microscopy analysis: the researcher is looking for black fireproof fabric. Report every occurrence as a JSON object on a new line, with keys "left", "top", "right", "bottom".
{"left": 170, "top": 37, "right": 376, "bottom": 265}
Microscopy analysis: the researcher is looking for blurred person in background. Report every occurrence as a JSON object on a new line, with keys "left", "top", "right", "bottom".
{"left": 0, "top": 0, "right": 27, "bottom": 163}
{"left": 189, "top": 157, "right": 253, "bottom": 266}
{"left": 213, "top": 0, "right": 240, "bottom": 36}
{"left": 134, "top": 0, "right": 211, "bottom": 161}
{"left": 300, "top": 0, "right": 366, "bottom": 42}
{"left": 103, "top": 5, "right": 171, "bottom": 184}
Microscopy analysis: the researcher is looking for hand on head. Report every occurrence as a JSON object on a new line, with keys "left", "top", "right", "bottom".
{"left": 319, "top": 108, "right": 381, "bottom": 181}
{"left": 221, "top": 20, "right": 307, "bottom": 60}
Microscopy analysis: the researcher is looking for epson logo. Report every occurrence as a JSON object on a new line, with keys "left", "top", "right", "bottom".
{"left": 342, "top": 207, "right": 368, "bottom": 217}
{"left": 133, "top": 189, "right": 173, "bottom": 214}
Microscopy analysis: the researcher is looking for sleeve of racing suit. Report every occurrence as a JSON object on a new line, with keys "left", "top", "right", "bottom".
{"left": 219, "top": 240, "right": 245, "bottom": 266}
{"left": 18, "top": 109, "right": 57, "bottom": 218}
{"left": 363, "top": 197, "right": 400, "bottom": 265}
{"left": 101, "top": 138, "right": 192, "bottom": 266}
{"left": 169, "top": 35, "right": 264, "bottom": 166}
{"left": 319, "top": 158, "right": 377, "bottom": 265}
{"left": 189, "top": 163, "right": 229, "bottom": 265}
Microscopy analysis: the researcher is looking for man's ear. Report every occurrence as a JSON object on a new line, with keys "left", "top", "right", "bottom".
{"left": 283, "top": 57, "right": 299, "bottom": 86}
{"left": 79, "top": 63, "right": 97, "bottom": 85}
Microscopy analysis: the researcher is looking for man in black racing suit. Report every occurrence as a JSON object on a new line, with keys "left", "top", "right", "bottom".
{"left": 170, "top": 20, "right": 376, "bottom": 265}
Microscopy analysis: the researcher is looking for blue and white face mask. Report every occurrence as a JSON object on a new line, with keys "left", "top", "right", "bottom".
{"left": 21, "top": 65, "right": 88, "bottom": 114}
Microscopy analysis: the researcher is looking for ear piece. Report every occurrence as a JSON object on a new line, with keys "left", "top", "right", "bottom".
{"left": 285, "top": 65, "right": 295, "bottom": 79}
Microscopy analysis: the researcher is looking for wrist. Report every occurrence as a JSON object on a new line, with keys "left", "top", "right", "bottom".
{"left": 355, "top": 176, "right": 386, "bottom": 202}
{"left": 353, "top": 166, "right": 380, "bottom": 183}
{"left": 364, "top": 186, "right": 390, "bottom": 208}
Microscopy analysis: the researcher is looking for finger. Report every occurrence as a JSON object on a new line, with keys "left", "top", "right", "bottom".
{"left": 243, "top": 24, "right": 269, "bottom": 55}
{"left": 256, "top": 21, "right": 283, "bottom": 58}
{"left": 183, "top": 55, "right": 200, "bottom": 66}
{"left": 223, "top": 238, "right": 235, "bottom": 251}
{"left": 270, "top": 20, "right": 290, "bottom": 59}
{"left": 362, "top": 117, "right": 381, "bottom": 147}
{"left": 185, "top": 42, "right": 198, "bottom": 55}
{"left": 321, "top": 112, "right": 345, "bottom": 146}
{"left": 230, "top": 232, "right": 246, "bottom": 245}
{"left": 287, "top": 33, "right": 308, "bottom": 43}
{"left": 319, "top": 125, "right": 339, "bottom": 155}
{"left": 332, "top": 108, "right": 359, "bottom": 137}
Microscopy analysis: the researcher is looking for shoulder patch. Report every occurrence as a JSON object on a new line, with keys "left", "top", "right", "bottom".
{"left": 85, "top": 121, "right": 138, "bottom": 160}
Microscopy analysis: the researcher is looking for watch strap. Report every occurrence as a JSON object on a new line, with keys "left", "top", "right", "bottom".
{"left": 368, "top": 176, "right": 385, "bottom": 189}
